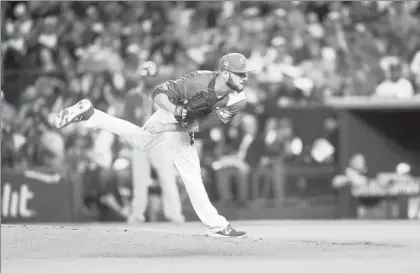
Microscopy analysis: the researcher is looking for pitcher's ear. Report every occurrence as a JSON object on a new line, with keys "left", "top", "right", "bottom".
{"left": 221, "top": 70, "right": 230, "bottom": 81}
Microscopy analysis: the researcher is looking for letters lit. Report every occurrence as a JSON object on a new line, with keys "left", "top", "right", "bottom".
{"left": 1, "top": 183, "right": 36, "bottom": 218}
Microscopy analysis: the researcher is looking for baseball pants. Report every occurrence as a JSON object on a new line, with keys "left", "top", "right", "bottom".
{"left": 86, "top": 108, "right": 229, "bottom": 231}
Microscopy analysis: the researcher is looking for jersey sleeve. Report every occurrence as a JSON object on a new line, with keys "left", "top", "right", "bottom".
{"left": 150, "top": 72, "right": 198, "bottom": 102}
{"left": 197, "top": 99, "right": 246, "bottom": 131}
{"left": 215, "top": 99, "right": 246, "bottom": 124}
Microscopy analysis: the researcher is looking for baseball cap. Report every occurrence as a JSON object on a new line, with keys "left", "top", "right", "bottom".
{"left": 219, "top": 53, "right": 255, "bottom": 73}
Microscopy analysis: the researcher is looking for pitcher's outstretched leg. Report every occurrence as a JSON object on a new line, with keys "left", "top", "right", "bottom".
{"left": 54, "top": 99, "right": 151, "bottom": 148}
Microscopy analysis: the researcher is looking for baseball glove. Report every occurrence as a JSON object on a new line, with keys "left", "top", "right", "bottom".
{"left": 174, "top": 91, "right": 213, "bottom": 125}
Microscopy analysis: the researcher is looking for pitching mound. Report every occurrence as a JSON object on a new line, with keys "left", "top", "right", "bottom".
{"left": 2, "top": 221, "right": 420, "bottom": 273}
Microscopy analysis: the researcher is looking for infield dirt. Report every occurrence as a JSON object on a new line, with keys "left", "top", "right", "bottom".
{"left": 2, "top": 220, "right": 420, "bottom": 273}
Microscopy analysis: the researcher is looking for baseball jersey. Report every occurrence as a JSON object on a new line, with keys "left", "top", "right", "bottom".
{"left": 151, "top": 71, "right": 246, "bottom": 125}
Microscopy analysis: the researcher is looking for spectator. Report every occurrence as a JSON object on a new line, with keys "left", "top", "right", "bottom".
{"left": 332, "top": 153, "right": 370, "bottom": 218}
{"left": 333, "top": 153, "right": 369, "bottom": 189}
{"left": 212, "top": 114, "right": 259, "bottom": 206}
{"left": 374, "top": 60, "right": 415, "bottom": 99}
{"left": 261, "top": 36, "right": 295, "bottom": 84}
{"left": 38, "top": 130, "right": 65, "bottom": 170}
{"left": 410, "top": 50, "right": 420, "bottom": 89}
{"left": 310, "top": 116, "right": 339, "bottom": 165}
{"left": 299, "top": 40, "right": 332, "bottom": 99}
{"left": 1, "top": 122, "right": 23, "bottom": 168}
{"left": 84, "top": 158, "right": 131, "bottom": 222}
{"left": 250, "top": 117, "right": 295, "bottom": 201}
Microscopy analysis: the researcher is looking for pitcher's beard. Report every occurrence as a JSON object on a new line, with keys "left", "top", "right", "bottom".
{"left": 226, "top": 75, "right": 245, "bottom": 92}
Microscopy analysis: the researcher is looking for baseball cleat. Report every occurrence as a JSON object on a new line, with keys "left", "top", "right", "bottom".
{"left": 206, "top": 225, "right": 247, "bottom": 238}
{"left": 54, "top": 99, "right": 94, "bottom": 129}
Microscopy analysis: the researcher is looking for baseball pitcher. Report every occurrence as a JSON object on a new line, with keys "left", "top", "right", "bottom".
{"left": 55, "top": 53, "right": 252, "bottom": 238}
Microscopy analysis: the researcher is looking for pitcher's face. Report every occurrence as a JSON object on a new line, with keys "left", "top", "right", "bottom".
{"left": 223, "top": 70, "right": 248, "bottom": 92}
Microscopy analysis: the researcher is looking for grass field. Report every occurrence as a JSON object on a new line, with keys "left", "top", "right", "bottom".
{"left": 2, "top": 220, "right": 420, "bottom": 273}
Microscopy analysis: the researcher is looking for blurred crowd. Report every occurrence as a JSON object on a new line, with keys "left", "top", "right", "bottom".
{"left": 2, "top": 1, "right": 420, "bottom": 221}
{"left": 332, "top": 154, "right": 420, "bottom": 219}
